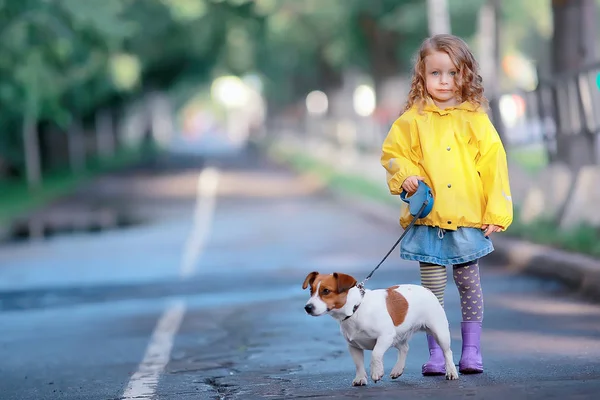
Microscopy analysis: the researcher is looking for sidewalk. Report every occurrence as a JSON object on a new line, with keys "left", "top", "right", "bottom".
{"left": 268, "top": 134, "right": 600, "bottom": 302}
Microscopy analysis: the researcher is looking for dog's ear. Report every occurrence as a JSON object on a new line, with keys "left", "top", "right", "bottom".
{"left": 333, "top": 273, "right": 357, "bottom": 293}
{"left": 302, "top": 271, "right": 319, "bottom": 290}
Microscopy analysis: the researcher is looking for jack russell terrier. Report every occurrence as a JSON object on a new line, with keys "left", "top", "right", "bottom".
{"left": 303, "top": 271, "right": 458, "bottom": 385}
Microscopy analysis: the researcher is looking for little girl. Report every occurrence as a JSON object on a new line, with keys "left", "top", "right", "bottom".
{"left": 380, "top": 34, "right": 513, "bottom": 375}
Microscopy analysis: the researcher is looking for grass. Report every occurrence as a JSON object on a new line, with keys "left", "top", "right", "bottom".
{"left": 508, "top": 208, "right": 600, "bottom": 257}
{"left": 269, "top": 146, "right": 401, "bottom": 209}
{"left": 281, "top": 151, "right": 396, "bottom": 206}
{"left": 507, "top": 145, "right": 548, "bottom": 175}
{"left": 271, "top": 145, "right": 600, "bottom": 259}
{"left": 0, "top": 146, "right": 150, "bottom": 227}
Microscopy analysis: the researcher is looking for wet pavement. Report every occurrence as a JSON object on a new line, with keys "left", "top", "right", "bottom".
{"left": 1, "top": 148, "right": 600, "bottom": 399}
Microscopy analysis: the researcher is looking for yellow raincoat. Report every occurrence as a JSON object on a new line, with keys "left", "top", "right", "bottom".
{"left": 381, "top": 101, "right": 513, "bottom": 231}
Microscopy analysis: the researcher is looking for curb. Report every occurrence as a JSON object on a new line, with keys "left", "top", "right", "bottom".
{"left": 336, "top": 193, "right": 600, "bottom": 302}
{"left": 484, "top": 235, "right": 600, "bottom": 301}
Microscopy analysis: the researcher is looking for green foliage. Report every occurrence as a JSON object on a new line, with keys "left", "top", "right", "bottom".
{"left": 500, "top": 0, "right": 552, "bottom": 73}
{"left": 509, "top": 208, "right": 600, "bottom": 257}
{"left": 507, "top": 145, "right": 548, "bottom": 175}
{"left": 0, "top": 0, "right": 511, "bottom": 135}
{"left": 0, "top": 0, "right": 245, "bottom": 175}
{"left": 252, "top": 0, "right": 487, "bottom": 105}
{"left": 0, "top": 0, "right": 570, "bottom": 181}
{"left": 269, "top": 145, "right": 396, "bottom": 206}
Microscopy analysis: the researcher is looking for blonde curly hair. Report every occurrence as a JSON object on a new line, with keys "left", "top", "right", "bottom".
{"left": 404, "top": 34, "right": 488, "bottom": 112}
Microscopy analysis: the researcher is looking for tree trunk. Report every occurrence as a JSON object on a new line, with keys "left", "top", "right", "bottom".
{"left": 427, "top": 0, "right": 451, "bottom": 36}
{"left": 95, "top": 108, "right": 115, "bottom": 160}
{"left": 68, "top": 118, "right": 86, "bottom": 174}
{"left": 23, "top": 112, "right": 41, "bottom": 190}
{"left": 478, "top": 0, "right": 506, "bottom": 143}
{"left": 316, "top": 51, "right": 342, "bottom": 94}
{"left": 552, "top": 0, "right": 598, "bottom": 73}
{"left": 551, "top": 0, "right": 598, "bottom": 169}
{"left": 357, "top": 13, "right": 400, "bottom": 106}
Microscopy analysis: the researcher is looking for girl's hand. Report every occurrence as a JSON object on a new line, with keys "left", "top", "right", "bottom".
{"left": 402, "top": 176, "right": 425, "bottom": 194}
{"left": 482, "top": 224, "right": 502, "bottom": 237}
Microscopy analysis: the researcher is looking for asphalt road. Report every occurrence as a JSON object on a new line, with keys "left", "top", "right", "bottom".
{"left": 1, "top": 147, "right": 599, "bottom": 400}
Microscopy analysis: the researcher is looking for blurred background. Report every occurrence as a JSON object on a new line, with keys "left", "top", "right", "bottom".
{"left": 0, "top": 0, "right": 599, "bottom": 255}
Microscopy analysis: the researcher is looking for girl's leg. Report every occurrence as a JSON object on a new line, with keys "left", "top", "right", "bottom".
{"left": 420, "top": 262, "right": 447, "bottom": 306}
{"left": 419, "top": 262, "right": 447, "bottom": 376}
{"left": 452, "top": 260, "right": 484, "bottom": 373}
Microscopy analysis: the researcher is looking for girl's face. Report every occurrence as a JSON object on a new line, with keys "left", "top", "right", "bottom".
{"left": 424, "top": 50, "right": 459, "bottom": 108}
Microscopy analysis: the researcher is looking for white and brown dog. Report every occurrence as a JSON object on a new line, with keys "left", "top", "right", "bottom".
{"left": 303, "top": 271, "right": 458, "bottom": 385}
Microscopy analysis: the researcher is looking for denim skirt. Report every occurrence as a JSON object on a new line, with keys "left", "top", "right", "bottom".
{"left": 399, "top": 225, "right": 494, "bottom": 266}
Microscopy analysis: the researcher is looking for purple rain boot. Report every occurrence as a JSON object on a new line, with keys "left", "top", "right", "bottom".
{"left": 422, "top": 334, "right": 446, "bottom": 376}
{"left": 459, "top": 322, "right": 483, "bottom": 374}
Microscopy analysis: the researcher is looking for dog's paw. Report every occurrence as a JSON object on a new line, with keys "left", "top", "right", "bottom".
{"left": 352, "top": 375, "right": 368, "bottom": 386}
{"left": 445, "top": 364, "right": 459, "bottom": 381}
{"left": 370, "top": 360, "right": 384, "bottom": 383}
{"left": 389, "top": 366, "right": 404, "bottom": 379}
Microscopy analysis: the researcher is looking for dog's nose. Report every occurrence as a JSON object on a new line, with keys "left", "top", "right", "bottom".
{"left": 304, "top": 304, "right": 314, "bottom": 314}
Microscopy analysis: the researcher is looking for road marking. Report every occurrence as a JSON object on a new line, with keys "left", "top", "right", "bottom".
{"left": 180, "top": 167, "right": 220, "bottom": 278}
{"left": 122, "top": 300, "right": 186, "bottom": 399}
{"left": 123, "top": 168, "right": 218, "bottom": 397}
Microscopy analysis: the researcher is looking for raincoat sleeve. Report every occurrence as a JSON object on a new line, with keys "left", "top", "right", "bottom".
{"left": 475, "top": 115, "right": 513, "bottom": 230}
{"left": 380, "top": 116, "right": 421, "bottom": 195}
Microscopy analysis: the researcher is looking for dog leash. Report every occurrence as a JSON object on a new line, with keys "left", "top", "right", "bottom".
{"left": 356, "top": 201, "right": 428, "bottom": 293}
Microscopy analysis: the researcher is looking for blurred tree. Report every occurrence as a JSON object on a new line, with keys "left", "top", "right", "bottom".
{"left": 0, "top": 0, "right": 240, "bottom": 182}
{"left": 551, "top": 0, "right": 598, "bottom": 169}
{"left": 0, "top": 0, "right": 513, "bottom": 183}
{"left": 500, "top": 0, "right": 552, "bottom": 63}
{"left": 252, "top": 0, "right": 485, "bottom": 110}
{"left": 552, "top": 0, "right": 598, "bottom": 73}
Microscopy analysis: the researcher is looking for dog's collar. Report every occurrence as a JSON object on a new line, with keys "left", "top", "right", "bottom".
{"left": 342, "top": 303, "right": 361, "bottom": 321}
{"left": 342, "top": 283, "right": 366, "bottom": 322}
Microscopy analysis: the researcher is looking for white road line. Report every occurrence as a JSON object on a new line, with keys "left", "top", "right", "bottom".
{"left": 180, "top": 167, "right": 220, "bottom": 278}
{"left": 123, "top": 167, "right": 220, "bottom": 397}
{"left": 122, "top": 300, "right": 186, "bottom": 399}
